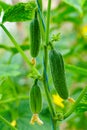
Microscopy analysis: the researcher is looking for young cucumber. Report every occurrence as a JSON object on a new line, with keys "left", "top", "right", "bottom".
{"left": 49, "top": 49, "right": 69, "bottom": 99}
{"left": 30, "top": 12, "right": 41, "bottom": 57}
{"left": 30, "top": 80, "right": 42, "bottom": 114}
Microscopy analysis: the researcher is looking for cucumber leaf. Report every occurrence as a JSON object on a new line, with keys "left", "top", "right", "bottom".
{"left": 0, "top": 100, "right": 51, "bottom": 130}
{"left": 0, "top": 1, "right": 11, "bottom": 11}
{"left": 62, "top": 0, "right": 86, "bottom": 14}
{"left": 76, "top": 92, "right": 87, "bottom": 113}
{"left": 0, "top": 64, "right": 20, "bottom": 77}
{"left": 2, "top": 1, "right": 36, "bottom": 22}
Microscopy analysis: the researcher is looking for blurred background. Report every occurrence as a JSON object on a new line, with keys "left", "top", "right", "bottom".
{"left": 0, "top": 0, "right": 87, "bottom": 130}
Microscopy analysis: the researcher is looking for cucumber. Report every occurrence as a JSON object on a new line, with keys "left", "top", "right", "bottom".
{"left": 49, "top": 49, "right": 69, "bottom": 99}
{"left": 30, "top": 79, "right": 42, "bottom": 114}
{"left": 30, "top": 11, "right": 41, "bottom": 57}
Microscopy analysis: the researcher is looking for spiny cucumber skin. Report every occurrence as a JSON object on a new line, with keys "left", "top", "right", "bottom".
{"left": 49, "top": 49, "right": 68, "bottom": 99}
{"left": 30, "top": 17, "right": 41, "bottom": 57}
{"left": 30, "top": 83, "right": 42, "bottom": 114}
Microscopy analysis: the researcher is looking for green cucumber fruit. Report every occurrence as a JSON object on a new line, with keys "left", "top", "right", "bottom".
{"left": 30, "top": 80, "right": 42, "bottom": 114}
{"left": 49, "top": 49, "right": 69, "bottom": 99}
{"left": 30, "top": 12, "right": 41, "bottom": 57}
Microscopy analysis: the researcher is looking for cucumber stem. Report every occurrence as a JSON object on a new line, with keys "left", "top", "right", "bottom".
{"left": 37, "top": 0, "right": 56, "bottom": 125}
{"left": 0, "top": 24, "right": 40, "bottom": 77}
{"left": 64, "top": 86, "right": 87, "bottom": 119}
{"left": 0, "top": 95, "right": 29, "bottom": 104}
{"left": 42, "top": 0, "right": 57, "bottom": 129}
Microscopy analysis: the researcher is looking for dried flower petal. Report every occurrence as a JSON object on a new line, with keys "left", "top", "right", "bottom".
{"left": 31, "top": 58, "right": 36, "bottom": 65}
{"left": 30, "top": 114, "right": 43, "bottom": 125}
{"left": 68, "top": 97, "right": 75, "bottom": 103}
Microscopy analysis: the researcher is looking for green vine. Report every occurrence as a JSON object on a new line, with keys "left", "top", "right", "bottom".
{"left": 0, "top": 24, "right": 40, "bottom": 77}
{"left": 0, "top": 115, "right": 17, "bottom": 130}
{"left": 0, "top": 0, "right": 87, "bottom": 130}
{"left": 64, "top": 86, "right": 87, "bottom": 119}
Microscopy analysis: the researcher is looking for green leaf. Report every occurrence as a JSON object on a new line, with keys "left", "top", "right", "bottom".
{"left": 51, "top": 3, "right": 81, "bottom": 25}
{"left": 0, "top": 1, "right": 11, "bottom": 11}
{"left": 0, "top": 78, "right": 15, "bottom": 101}
{"left": 62, "top": 0, "right": 85, "bottom": 14}
{"left": 81, "top": 0, "right": 86, "bottom": 6}
{"left": 0, "top": 64, "right": 20, "bottom": 77}
{"left": 2, "top": 1, "right": 36, "bottom": 23}
{"left": 76, "top": 93, "right": 87, "bottom": 112}
{"left": 0, "top": 100, "right": 51, "bottom": 130}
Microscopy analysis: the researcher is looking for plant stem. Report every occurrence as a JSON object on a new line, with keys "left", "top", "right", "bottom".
{"left": 0, "top": 115, "right": 17, "bottom": 130}
{"left": 0, "top": 95, "right": 29, "bottom": 104}
{"left": 0, "top": 24, "right": 40, "bottom": 76}
{"left": 52, "top": 119, "right": 57, "bottom": 130}
{"left": 43, "top": 75, "right": 55, "bottom": 117}
{"left": 42, "top": 0, "right": 57, "bottom": 129}
{"left": 0, "top": 44, "right": 30, "bottom": 54}
{"left": 37, "top": 2, "right": 46, "bottom": 31}
{"left": 43, "top": 0, "right": 51, "bottom": 72}
{"left": 64, "top": 86, "right": 87, "bottom": 119}
{"left": 65, "top": 64, "right": 87, "bottom": 76}
{"left": 0, "top": 24, "right": 31, "bottom": 66}
{"left": 46, "top": 0, "right": 51, "bottom": 45}
{"left": 43, "top": 0, "right": 55, "bottom": 115}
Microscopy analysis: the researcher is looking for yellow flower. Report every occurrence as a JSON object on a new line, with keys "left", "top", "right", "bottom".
{"left": 81, "top": 25, "right": 87, "bottom": 37}
{"left": 10, "top": 120, "right": 16, "bottom": 127}
{"left": 52, "top": 94, "right": 64, "bottom": 108}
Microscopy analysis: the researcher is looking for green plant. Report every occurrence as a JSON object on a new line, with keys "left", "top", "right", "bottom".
{"left": 0, "top": 0, "right": 87, "bottom": 130}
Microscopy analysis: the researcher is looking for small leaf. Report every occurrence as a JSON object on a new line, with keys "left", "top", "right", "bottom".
{"left": 62, "top": 0, "right": 84, "bottom": 14}
{"left": 0, "top": 1, "right": 11, "bottom": 11}
{"left": 81, "top": 0, "right": 86, "bottom": 6}
{"left": 0, "top": 64, "right": 20, "bottom": 77}
{"left": 2, "top": 1, "right": 36, "bottom": 22}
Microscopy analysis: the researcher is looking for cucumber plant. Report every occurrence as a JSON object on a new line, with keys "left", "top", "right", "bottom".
{"left": 0, "top": 0, "right": 87, "bottom": 130}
